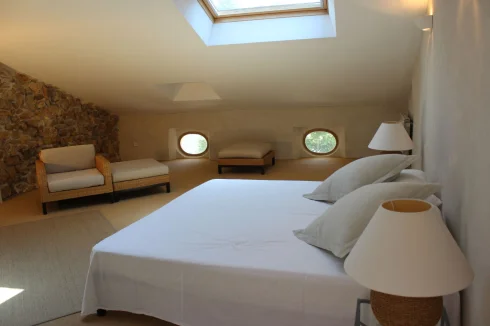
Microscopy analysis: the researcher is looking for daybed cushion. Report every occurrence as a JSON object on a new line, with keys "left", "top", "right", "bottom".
{"left": 47, "top": 169, "right": 104, "bottom": 193}
{"left": 40, "top": 144, "right": 96, "bottom": 174}
{"left": 111, "top": 159, "right": 169, "bottom": 183}
{"left": 294, "top": 182, "right": 441, "bottom": 258}
{"left": 218, "top": 142, "right": 272, "bottom": 159}
{"left": 303, "top": 154, "right": 417, "bottom": 202}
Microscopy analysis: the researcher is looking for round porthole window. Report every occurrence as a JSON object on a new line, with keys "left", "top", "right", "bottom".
{"left": 179, "top": 132, "right": 209, "bottom": 156}
{"left": 303, "top": 129, "right": 339, "bottom": 155}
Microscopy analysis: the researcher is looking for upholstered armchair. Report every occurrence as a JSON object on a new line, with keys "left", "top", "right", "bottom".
{"left": 36, "top": 144, "right": 114, "bottom": 214}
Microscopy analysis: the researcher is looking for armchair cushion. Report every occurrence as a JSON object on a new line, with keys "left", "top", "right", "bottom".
{"left": 40, "top": 144, "right": 96, "bottom": 174}
{"left": 47, "top": 169, "right": 104, "bottom": 193}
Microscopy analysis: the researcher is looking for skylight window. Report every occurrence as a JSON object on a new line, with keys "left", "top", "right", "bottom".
{"left": 201, "top": 0, "right": 328, "bottom": 20}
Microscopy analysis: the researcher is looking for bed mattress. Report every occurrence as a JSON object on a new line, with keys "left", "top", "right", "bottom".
{"left": 82, "top": 179, "right": 459, "bottom": 326}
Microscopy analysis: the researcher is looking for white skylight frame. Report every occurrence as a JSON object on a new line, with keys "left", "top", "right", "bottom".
{"left": 199, "top": 0, "right": 328, "bottom": 21}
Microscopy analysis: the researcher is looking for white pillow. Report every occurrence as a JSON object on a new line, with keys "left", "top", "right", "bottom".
{"left": 303, "top": 155, "right": 417, "bottom": 202}
{"left": 395, "top": 169, "right": 426, "bottom": 182}
{"left": 294, "top": 182, "right": 441, "bottom": 258}
{"left": 393, "top": 170, "right": 443, "bottom": 207}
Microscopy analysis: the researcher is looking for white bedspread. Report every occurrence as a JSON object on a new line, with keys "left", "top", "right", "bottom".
{"left": 82, "top": 179, "right": 460, "bottom": 326}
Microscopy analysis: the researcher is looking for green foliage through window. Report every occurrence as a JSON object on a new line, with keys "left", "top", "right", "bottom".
{"left": 180, "top": 133, "right": 208, "bottom": 155}
{"left": 304, "top": 130, "right": 337, "bottom": 154}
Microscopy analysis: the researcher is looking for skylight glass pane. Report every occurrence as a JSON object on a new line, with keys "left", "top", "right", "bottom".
{"left": 209, "top": 0, "right": 324, "bottom": 16}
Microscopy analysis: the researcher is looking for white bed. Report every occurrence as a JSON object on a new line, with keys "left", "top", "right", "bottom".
{"left": 82, "top": 179, "right": 460, "bottom": 326}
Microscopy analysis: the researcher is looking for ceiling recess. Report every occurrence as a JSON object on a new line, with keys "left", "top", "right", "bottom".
{"left": 158, "top": 82, "right": 221, "bottom": 102}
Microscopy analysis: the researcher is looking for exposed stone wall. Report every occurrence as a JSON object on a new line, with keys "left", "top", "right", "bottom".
{"left": 0, "top": 62, "right": 120, "bottom": 200}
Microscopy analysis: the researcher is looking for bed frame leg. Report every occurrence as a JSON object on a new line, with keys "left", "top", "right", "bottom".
{"left": 260, "top": 167, "right": 265, "bottom": 175}
{"left": 96, "top": 309, "right": 107, "bottom": 317}
{"left": 166, "top": 183, "right": 171, "bottom": 193}
{"left": 218, "top": 166, "right": 222, "bottom": 174}
{"left": 42, "top": 203, "right": 47, "bottom": 215}
{"left": 272, "top": 157, "right": 276, "bottom": 166}
{"left": 110, "top": 192, "right": 116, "bottom": 204}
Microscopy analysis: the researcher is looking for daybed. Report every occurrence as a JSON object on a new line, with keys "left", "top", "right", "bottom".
{"left": 81, "top": 179, "right": 460, "bottom": 326}
{"left": 217, "top": 142, "right": 275, "bottom": 175}
{"left": 111, "top": 159, "right": 170, "bottom": 200}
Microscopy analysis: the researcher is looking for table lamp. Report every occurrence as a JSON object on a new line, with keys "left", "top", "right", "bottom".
{"left": 345, "top": 199, "right": 473, "bottom": 326}
{"left": 369, "top": 121, "right": 414, "bottom": 153}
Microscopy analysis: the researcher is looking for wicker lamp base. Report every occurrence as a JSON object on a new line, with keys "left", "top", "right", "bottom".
{"left": 370, "top": 290, "right": 443, "bottom": 326}
{"left": 380, "top": 151, "right": 404, "bottom": 154}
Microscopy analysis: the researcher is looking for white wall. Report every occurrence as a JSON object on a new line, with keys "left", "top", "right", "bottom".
{"left": 408, "top": 32, "right": 432, "bottom": 170}
{"left": 119, "top": 105, "right": 406, "bottom": 161}
{"left": 410, "top": 0, "right": 490, "bottom": 324}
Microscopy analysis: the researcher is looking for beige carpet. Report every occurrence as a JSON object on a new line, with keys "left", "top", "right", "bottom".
{"left": 0, "top": 211, "right": 115, "bottom": 326}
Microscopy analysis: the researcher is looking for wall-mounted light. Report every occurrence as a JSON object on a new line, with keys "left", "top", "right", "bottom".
{"left": 415, "top": 15, "right": 433, "bottom": 31}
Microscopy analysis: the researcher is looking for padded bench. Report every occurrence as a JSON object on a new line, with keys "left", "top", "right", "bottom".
{"left": 217, "top": 143, "right": 275, "bottom": 175}
{"left": 111, "top": 159, "right": 170, "bottom": 200}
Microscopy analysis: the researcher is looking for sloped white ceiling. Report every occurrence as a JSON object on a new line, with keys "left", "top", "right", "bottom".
{"left": 0, "top": 0, "right": 428, "bottom": 112}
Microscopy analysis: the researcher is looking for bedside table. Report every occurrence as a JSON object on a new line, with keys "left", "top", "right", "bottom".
{"left": 355, "top": 298, "right": 450, "bottom": 326}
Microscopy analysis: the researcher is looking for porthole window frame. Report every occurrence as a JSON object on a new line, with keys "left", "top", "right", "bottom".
{"left": 303, "top": 128, "right": 339, "bottom": 156}
{"left": 178, "top": 131, "right": 210, "bottom": 157}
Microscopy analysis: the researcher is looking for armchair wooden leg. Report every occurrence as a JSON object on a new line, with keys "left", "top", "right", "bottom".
{"left": 42, "top": 203, "right": 48, "bottom": 215}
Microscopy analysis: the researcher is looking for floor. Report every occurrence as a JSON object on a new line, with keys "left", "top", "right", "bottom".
{"left": 0, "top": 158, "right": 352, "bottom": 326}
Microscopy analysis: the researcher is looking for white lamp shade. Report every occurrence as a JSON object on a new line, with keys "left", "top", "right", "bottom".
{"left": 344, "top": 199, "right": 474, "bottom": 298}
{"left": 368, "top": 121, "right": 414, "bottom": 151}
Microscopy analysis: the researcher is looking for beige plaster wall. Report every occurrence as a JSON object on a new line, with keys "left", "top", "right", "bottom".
{"left": 409, "top": 0, "right": 490, "bottom": 324}
{"left": 119, "top": 105, "right": 405, "bottom": 161}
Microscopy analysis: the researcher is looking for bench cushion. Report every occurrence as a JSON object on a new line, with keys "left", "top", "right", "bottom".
{"left": 218, "top": 143, "right": 272, "bottom": 159}
{"left": 40, "top": 144, "right": 96, "bottom": 174}
{"left": 47, "top": 169, "right": 104, "bottom": 193}
{"left": 111, "top": 159, "right": 169, "bottom": 183}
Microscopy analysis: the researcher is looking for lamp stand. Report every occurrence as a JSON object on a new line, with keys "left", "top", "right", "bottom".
{"left": 370, "top": 290, "right": 443, "bottom": 326}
